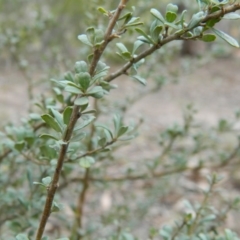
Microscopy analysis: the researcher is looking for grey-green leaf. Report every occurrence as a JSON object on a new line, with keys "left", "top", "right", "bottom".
{"left": 79, "top": 156, "right": 95, "bottom": 168}
{"left": 51, "top": 108, "right": 64, "bottom": 129}
{"left": 223, "top": 12, "right": 240, "bottom": 20}
{"left": 71, "top": 132, "right": 86, "bottom": 142}
{"left": 117, "top": 126, "right": 128, "bottom": 137}
{"left": 132, "top": 40, "right": 144, "bottom": 54}
{"left": 63, "top": 107, "right": 73, "bottom": 125}
{"left": 74, "top": 97, "right": 89, "bottom": 106}
{"left": 135, "top": 28, "right": 154, "bottom": 44}
{"left": 41, "top": 114, "right": 62, "bottom": 133}
{"left": 15, "top": 234, "right": 30, "bottom": 240}
{"left": 150, "top": 8, "right": 165, "bottom": 23}
{"left": 212, "top": 28, "right": 239, "bottom": 48}
{"left": 75, "top": 116, "right": 96, "bottom": 131}
{"left": 78, "top": 34, "right": 93, "bottom": 47}
{"left": 42, "top": 176, "right": 51, "bottom": 185}
{"left": 116, "top": 42, "right": 129, "bottom": 53}
{"left": 65, "top": 85, "right": 82, "bottom": 94}
{"left": 75, "top": 61, "right": 88, "bottom": 73}
{"left": 131, "top": 75, "right": 146, "bottom": 85}
{"left": 39, "top": 134, "right": 59, "bottom": 141}
{"left": 75, "top": 72, "right": 91, "bottom": 91}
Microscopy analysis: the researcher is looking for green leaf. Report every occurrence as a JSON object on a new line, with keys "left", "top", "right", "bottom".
{"left": 42, "top": 176, "right": 51, "bottom": 185}
{"left": 98, "top": 137, "right": 106, "bottom": 147}
{"left": 198, "top": 233, "right": 208, "bottom": 240}
{"left": 118, "top": 135, "right": 135, "bottom": 141}
{"left": 206, "top": 18, "right": 220, "bottom": 28}
{"left": 29, "top": 113, "right": 41, "bottom": 120}
{"left": 15, "top": 234, "right": 30, "bottom": 240}
{"left": 41, "top": 114, "right": 62, "bottom": 133}
{"left": 187, "top": 11, "right": 205, "bottom": 29}
{"left": 75, "top": 72, "right": 91, "bottom": 91}
{"left": 150, "top": 8, "right": 165, "bottom": 23}
{"left": 63, "top": 107, "right": 73, "bottom": 125}
{"left": 125, "top": 21, "right": 143, "bottom": 28}
{"left": 137, "top": 36, "right": 152, "bottom": 44}
{"left": 94, "top": 29, "right": 104, "bottom": 45}
{"left": 97, "top": 7, "right": 108, "bottom": 15}
{"left": 87, "top": 86, "right": 104, "bottom": 95}
{"left": 64, "top": 71, "right": 75, "bottom": 82}
{"left": 132, "top": 40, "right": 144, "bottom": 54}
{"left": 96, "top": 125, "right": 114, "bottom": 140}
{"left": 86, "top": 27, "right": 95, "bottom": 43}
{"left": 51, "top": 201, "right": 60, "bottom": 213}
{"left": 165, "top": 12, "right": 177, "bottom": 23}
{"left": 159, "top": 226, "right": 173, "bottom": 239}
{"left": 150, "top": 25, "right": 163, "bottom": 43}
{"left": 71, "top": 132, "right": 86, "bottom": 142}
{"left": 87, "top": 86, "right": 105, "bottom": 98}
{"left": 223, "top": 12, "right": 240, "bottom": 20}
{"left": 14, "top": 141, "right": 25, "bottom": 152}
{"left": 224, "top": 229, "right": 237, "bottom": 240}
{"left": 39, "top": 134, "right": 59, "bottom": 141}
{"left": 201, "top": 34, "right": 216, "bottom": 42}
{"left": 55, "top": 238, "right": 69, "bottom": 240}
{"left": 75, "top": 61, "right": 88, "bottom": 73}
{"left": 120, "top": 232, "right": 134, "bottom": 240}
{"left": 116, "top": 42, "right": 129, "bottom": 53}
{"left": 211, "top": 0, "right": 228, "bottom": 5}
{"left": 79, "top": 156, "right": 95, "bottom": 168}
{"left": 121, "top": 51, "right": 132, "bottom": 60}
{"left": 75, "top": 116, "right": 96, "bottom": 131}
{"left": 135, "top": 28, "right": 154, "bottom": 44}
{"left": 82, "top": 109, "right": 97, "bottom": 115}
{"left": 131, "top": 75, "right": 146, "bottom": 85}
{"left": 166, "top": 3, "right": 178, "bottom": 13}
{"left": 33, "top": 181, "right": 45, "bottom": 187}
{"left": 74, "top": 97, "right": 89, "bottom": 106}
{"left": 51, "top": 108, "right": 64, "bottom": 129}
{"left": 40, "top": 145, "right": 57, "bottom": 159}
{"left": 212, "top": 28, "right": 239, "bottom": 48}
{"left": 65, "top": 85, "right": 82, "bottom": 94}
{"left": 113, "top": 115, "right": 121, "bottom": 134}
{"left": 78, "top": 34, "right": 93, "bottom": 47}
{"left": 117, "top": 126, "right": 128, "bottom": 137}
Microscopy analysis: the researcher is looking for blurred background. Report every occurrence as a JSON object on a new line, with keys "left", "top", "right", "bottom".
{"left": 1, "top": 0, "right": 240, "bottom": 239}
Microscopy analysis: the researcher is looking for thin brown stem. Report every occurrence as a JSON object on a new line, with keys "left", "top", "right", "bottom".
{"left": 35, "top": 106, "right": 80, "bottom": 240}
{"left": 104, "top": 3, "right": 240, "bottom": 83}
{"left": 89, "top": 0, "right": 128, "bottom": 76}
{"left": 59, "top": 141, "right": 240, "bottom": 189}
{"left": 188, "top": 177, "right": 215, "bottom": 235}
{"left": 35, "top": 1, "right": 127, "bottom": 239}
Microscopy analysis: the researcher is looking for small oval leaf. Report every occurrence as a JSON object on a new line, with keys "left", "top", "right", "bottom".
{"left": 74, "top": 97, "right": 89, "bottom": 106}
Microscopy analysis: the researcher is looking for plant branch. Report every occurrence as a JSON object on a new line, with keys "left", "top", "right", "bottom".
{"left": 35, "top": 1, "right": 127, "bottom": 239}
{"left": 35, "top": 106, "right": 80, "bottom": 240}
{"left": 89, "top": 0, "right": 128, "bottom": 76}
{"left": 104, "top": 3, "right": 240, "bottom": 83}
{"left": 59, "top": 141, "right": 239, "bottom": 189}
{"left": 69, "top": 138, "right": 117, "bottom": 162}
{"left": 188, "top": 176, "right": 216, "bottom": 235}
{"left": 0, "top": 122, "right": 45, "bottom": 163}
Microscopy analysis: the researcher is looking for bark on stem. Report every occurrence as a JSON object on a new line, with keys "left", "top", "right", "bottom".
{"left": 35, "top": 1, "right": 127, "bottom": 239}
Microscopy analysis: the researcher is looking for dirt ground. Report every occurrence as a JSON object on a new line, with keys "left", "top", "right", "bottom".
{"left": 1, "top": 56, "right": 240, "bottom": 127}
